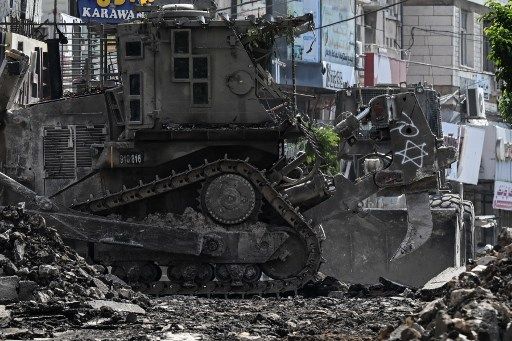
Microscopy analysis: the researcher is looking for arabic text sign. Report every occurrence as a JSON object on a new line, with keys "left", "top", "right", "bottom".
{"left": 493, "top": 180, "right": 512, "bottom": 211}
{"left": 321, "top": 0, "right": 355, "bottom": 66}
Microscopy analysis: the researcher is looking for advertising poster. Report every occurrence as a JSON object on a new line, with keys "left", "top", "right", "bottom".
{"left": 287, "top": 0, "right": 320, "bottom": 63}
{"left": 321, "top": 0, "right": 355, "bottom": 66}
{"left": 493, "top": 180, "right": 512, "bottom": 211}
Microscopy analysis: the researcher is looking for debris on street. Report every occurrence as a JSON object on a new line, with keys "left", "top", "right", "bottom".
{"left": 386, "top": 227, "right": 512, "bottom": 340}
{"left": 0, "top": 205, "right": 149, "bottom": 339}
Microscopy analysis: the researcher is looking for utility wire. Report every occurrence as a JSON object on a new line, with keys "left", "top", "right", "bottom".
{"left": 217, "top": 0, "right": 410, "bottom": 31}
{"left": 407, "top": 59, "right": 496, "bottom": 76}
{"left": 315, "top": 0, "right": 410, "bottom": 30}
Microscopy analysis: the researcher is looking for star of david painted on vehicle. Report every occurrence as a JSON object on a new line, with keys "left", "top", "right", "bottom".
{"left": 395, "top": 140, "right": 429, "bottom": 168}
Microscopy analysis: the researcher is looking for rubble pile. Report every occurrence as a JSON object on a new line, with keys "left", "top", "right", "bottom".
{"left": 0, "top": 205, "right": 149, "bottom": 338}
{"left": 386, "top": 228, "right": 512, "bottom": 340}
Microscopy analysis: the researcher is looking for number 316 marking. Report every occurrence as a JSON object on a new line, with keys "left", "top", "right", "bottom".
{"left": 120, "top": 153, "right": 143, "bottom": 164}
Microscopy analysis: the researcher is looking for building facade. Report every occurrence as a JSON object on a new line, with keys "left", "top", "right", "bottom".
{"left": 403, "top": 0, "right": 500, "bottom": 122}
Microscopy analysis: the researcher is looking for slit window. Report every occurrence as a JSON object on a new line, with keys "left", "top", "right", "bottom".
{"left": 192, "top": 82, "right": 209, "bottom": 105}
{"left": 171, "top": 30, "right": 210, "bottom": 106}
{"left": 125, "top": 41, "right": 143, "bottom": 58}
{"left": 129, "top": 74, "right": 141, "bottom": 95}
{"left": 174, "top": 31, "right": 190, "bottom": 54}
{"left": 128, "top": 73, "right": 142, "bottom": 123}
{"left": 191, "top": 56, "right": 210, "bottom": 106}
{"left": 172, "top": 30, "right": 191, "bottom": 82}
{"left": 129, "top": 99, "right": 141, "bottom": 122}
{"left": 193, "top": 57, "right": 208, "bottom": 79}
{"left": 174, "top": 57, "right": 190, "bottom": 79}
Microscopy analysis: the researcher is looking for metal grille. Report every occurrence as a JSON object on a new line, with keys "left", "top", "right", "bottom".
{"left": 43, "top": 125, "right": 107, "bottom": 179}
{"left": 43, "top": 126, "right": 75, "bottom": 179}
{"left": 58, "top": 23, "right": 119, "bottom": 94}
{"left": 76, "top": 125, "right": 107, "bottom": 167}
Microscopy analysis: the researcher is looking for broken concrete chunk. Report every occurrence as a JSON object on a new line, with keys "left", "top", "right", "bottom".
{"left": 87, "top": 300, "right": 146, "bottom": 314}
{"left": 475, "top": 255, "right": 497, "bottom": 266}
{"left": 102, "top": 274, "right": 129, "bottom": 288}
{"left": 18, "top": 280, "right": 37, "bottom": 301}
{"left": 13, "top": 239, "right": 26, "bottom": 263}
{"left": 91, "top": 277, "right": 109, "bottom": 294}
{"left": 0, "top": 328, "right": 32, "bottom": 339}
{"left": 470, "top": 265, "right": 487, "bottom": 274}
{"left": 0, "top": 305, "right": 11, "bottom": 328}
{"left": 38, "top": 264, "right": 59, "bottom": 279}
{"left": 418, "top": 298, "right": 445, "bottom": 323}
{"left": 0, "top": 276, "right": 19, "bottom": 303}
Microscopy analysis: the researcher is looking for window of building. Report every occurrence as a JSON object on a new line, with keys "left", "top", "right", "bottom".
{"left": 125, "top": 41, "right": 143, "bottom": 58}
{"left": 460, "top": 10, "right": 469, "bottom": 66}
{"left": 17, "top": 41, "right": 24, "bottom": 52}
{"left": 128, "top": 73, "right": 142, "bottom": 123}
{"left": 483, "top": 21, "right": 494, "bottom": 73}
{"left": 364, "top": 12, "right": 377, "bottom": 45}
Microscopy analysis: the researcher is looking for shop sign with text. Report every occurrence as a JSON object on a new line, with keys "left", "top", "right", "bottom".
{"left": 322, "top": 62, "right": 355, "bottom": 90}
{"left": 493, "top": 180, "right": 512, "bottom": 211}
{"left": 78, "top": 0, "right": 153, "bottom": 23}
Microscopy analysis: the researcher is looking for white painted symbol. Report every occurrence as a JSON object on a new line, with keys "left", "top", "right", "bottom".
{"left": 395, "top": 140, "right": 428, "bottom": 167}
{"left": 390, "top": 112, "right": 419, "bottom": 137}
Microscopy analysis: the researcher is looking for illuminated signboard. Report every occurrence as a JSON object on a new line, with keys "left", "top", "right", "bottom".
{"left": 78, "top": 0, "right": 154, "bottom": 24}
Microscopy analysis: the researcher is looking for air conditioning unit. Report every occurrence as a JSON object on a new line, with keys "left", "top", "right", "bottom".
{"left": 466, "top": 87, "right": 486, "bottom": 118}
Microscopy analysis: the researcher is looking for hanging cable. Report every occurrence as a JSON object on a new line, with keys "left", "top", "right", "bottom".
{"left": 314, "top": 0, "right": 410, "bottom": 30}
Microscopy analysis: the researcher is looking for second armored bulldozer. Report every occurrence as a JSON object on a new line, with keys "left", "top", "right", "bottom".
{"left": 0, "top": 3, "right": 459, "bottom": 294}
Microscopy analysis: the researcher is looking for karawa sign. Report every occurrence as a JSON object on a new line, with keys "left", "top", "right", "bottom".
{"left": 78, "top": 0, "right": 154, "bottom": 24}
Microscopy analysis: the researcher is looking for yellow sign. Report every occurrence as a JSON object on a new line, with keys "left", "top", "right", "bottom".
{"left": 96, "top": 0, "right": 154, "bottom": 8}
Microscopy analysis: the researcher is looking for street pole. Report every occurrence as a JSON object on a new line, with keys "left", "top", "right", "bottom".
{"left": 54, "top": 0, "right": 57, "bottom": 37}
{"left": 291, "top": 37, "right": 297, "bottom": 115}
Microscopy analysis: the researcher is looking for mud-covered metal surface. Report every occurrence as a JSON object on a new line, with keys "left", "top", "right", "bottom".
{"left": 320, "top": 208, "right": 462, "bottom": 288}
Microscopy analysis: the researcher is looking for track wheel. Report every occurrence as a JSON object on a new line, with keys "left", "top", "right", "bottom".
{"left": 111, "top": 261, "right": 162, "bottom": 284}
{"left": 201, "top": 174, "right": 260, "bottom": 225}
{"left": 215, "top": 264, "right": 262, "bottom": 285}
{"left": 167, "top": 263, "right": 214, "bottom": 286}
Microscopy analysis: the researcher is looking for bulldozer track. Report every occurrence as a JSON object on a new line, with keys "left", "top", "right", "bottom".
{"left": 71, "top": 158, "right": 323, "bottom": 296}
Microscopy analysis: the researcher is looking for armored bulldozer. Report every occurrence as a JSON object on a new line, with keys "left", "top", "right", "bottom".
{"left": 0, "top": 3, "right": 458, "bottom": 295}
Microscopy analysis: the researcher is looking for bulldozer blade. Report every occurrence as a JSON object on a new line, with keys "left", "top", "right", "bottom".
{"left": 391, "top": 192, "right": 433, "bottom": 261}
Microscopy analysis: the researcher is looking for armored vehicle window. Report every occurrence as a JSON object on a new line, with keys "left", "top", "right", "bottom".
{"left": 191, "top": 56, "right": 210, "bottom": 105}
{"left": 129, "top": 74, "right": 141, "bottom": 95}
{"left": 173, "top": 30, "right": 190, "bottom": 54}
{"left": 125, "top": 41, "right": 142, "bottom": 58}
{"left": 192, "top": 83, "right": 209, "bottom": 105}
{"left": 174, "top": 58, "right": 190, "bottom": 79}
{"left": 193, "top": 57, "right": 208, "bottom": 79}
{"left": 130, "top": 99, "right": 141, "bottom": 122}
{"left": 128, "top": 73, "right": 142, "bottom": 123}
